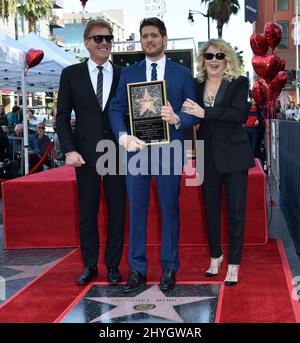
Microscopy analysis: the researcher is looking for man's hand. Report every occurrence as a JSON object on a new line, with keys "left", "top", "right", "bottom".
{"left": 65, "top": 151, "right": 85, "bottom": 167}
{"left": 119, "top": 134, "right": 145, "bottom": 152}
{"left": 161, "top": 101, "right": 180, "bottom": 125}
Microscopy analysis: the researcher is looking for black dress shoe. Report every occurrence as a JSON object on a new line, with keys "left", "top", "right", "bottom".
{"left": 77, "top": 266, "right": 98, "bottom": 285}
{"left": 123, "top": 270, "right": 146, "bottom": 293}
{"left": 160, "top": 269, "right": 176, "bottom": 291}
{"left": 107, "top": 267, "right": 121, "bottom": 283}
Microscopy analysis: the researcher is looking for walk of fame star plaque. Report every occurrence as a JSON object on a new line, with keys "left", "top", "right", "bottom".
{"left": 59, "top": 283, "right": 222, "bottom": 323}
{"left": 127, "top": 80, "right": 170, "bottom": 145}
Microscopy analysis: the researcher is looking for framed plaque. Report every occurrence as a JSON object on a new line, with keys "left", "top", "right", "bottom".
{"left": 127, "top": 80, "right": 170, "bottom": 145}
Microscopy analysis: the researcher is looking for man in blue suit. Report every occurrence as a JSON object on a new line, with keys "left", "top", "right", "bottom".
{"left": 109, "top": 17, "right": 198, "bottom": 292}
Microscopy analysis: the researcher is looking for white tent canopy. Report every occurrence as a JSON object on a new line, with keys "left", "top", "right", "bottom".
{"left": 0, "top": 31, "right": 78, "bottom": 173}
{"left": 19, "top": 32, "right": 77, "bottom": 70}
{"left": 0, "top": 31, "right": 26, "bottom": 68}
{"left": 0, "top": 31, "right": 78, "bottom": 92}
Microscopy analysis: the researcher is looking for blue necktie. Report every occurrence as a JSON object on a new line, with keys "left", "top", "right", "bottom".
{"left": 96, "top": 65, "right": 103, "bottom": 110}
{"left": 151, "top": 63, "right": 158, "bottom": 81}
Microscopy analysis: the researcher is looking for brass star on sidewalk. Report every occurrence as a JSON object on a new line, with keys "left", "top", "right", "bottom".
{"left": 86, "top": 285, "right": 215, "bottom": 323}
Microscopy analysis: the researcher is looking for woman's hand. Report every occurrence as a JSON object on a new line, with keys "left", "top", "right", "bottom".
{"left": 182, "top": 98, "right": 205, "bottom": 118}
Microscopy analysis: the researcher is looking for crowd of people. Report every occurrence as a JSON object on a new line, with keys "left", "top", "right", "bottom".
{"left": 279, "top": 101, "right": 300, "bottom": 121}
{"left": 0, "top": 106, "right": 64, "bottom": 179}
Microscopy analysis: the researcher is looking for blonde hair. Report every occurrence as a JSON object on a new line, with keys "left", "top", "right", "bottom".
{"left": 197, "top": 39, "right": 242, "bottom": 82}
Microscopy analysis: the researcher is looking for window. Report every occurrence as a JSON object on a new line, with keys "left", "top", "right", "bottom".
{"left": 278, "top": 21, "right": 289, "bottom": 49}
{"left": 277, "top": 0, "right": 289, "bottom": 11}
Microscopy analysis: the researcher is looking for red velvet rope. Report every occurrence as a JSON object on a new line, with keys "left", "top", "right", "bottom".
{"left": 27, "top": 140, "right": 53, "bottom": 175}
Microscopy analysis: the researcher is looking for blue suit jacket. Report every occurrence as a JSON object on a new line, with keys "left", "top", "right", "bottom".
{"left": 108, "top": 58, "right": 199, "bottom": 143}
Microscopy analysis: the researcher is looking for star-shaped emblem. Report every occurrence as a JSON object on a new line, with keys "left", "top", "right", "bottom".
{"left": 135, "top": 88, "right": 159, "bottom": 116}
{"left": 86, "top": 285, "right": 215, "bottom": 323}
{"left": 3, "top": 260, "right": 60, "bottom": 281}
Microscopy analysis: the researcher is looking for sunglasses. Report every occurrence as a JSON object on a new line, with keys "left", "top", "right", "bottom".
{"left": 87, "top": 35, "right": 114, "bottom": 44}
{"left": 204, "top": 52, "right": 226, "bottom": 60}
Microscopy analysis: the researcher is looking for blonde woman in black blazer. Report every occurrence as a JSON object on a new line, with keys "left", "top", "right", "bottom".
{"left": 181, "top": 39, "right": 255, "bottom": 286}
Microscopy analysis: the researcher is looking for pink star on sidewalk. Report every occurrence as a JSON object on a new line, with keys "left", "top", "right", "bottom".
{"left": 86, "top": 285, "right": 214, "bottom": 323}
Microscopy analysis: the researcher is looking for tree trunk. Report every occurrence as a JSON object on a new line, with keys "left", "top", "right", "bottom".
{"left": 217, "top": 25, "right": 223, "bottom": 38}
{"left": 28, "top": 19, "right": 35, "bottom": 33}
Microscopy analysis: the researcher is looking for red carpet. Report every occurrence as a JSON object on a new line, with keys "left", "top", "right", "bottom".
{"left": 2, "top": 159, "right": 267, "bottom": 248}
{"left": 0, "top": 240, "right": 298, "bottom": 323}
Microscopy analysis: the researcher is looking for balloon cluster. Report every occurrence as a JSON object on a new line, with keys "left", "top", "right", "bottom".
{"left": 26, "top": 49, "right": 44, "bottom": 69}
{"left": 250, "top": 22, "right": 287, "bottom": 109}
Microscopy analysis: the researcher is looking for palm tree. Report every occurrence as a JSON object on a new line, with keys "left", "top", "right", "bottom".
{"left": 0, "top": 0, "right": 17, "bottom": 19}
{"left": 201, "top": 0, "right": 240, "bottom": 38}
{"left": 18, "top": 0, "right": 52, "bottom": 32}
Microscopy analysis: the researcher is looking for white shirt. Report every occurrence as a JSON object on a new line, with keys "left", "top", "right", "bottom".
{"left": 145, "top": 55, "right": 181, "bottom": 129}
{"left": 87, "top": 58, "right": 113, "bottom": 111}
{"left": 285, "top": 108, "right": 298, "bottom": 120}
{"left": 294, "top": 110, "right": 300, "bottom": 121}
{"left": 145, "top": 55, "right": 166, "bottom": 81}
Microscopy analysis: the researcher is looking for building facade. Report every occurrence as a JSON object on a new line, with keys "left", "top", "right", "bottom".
{"left": 55, "top": 10, "right": 127, "bottom": 56}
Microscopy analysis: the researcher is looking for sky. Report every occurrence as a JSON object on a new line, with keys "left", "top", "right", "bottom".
{"left": 62, "top": 0, "right": 254, "bottom": 75}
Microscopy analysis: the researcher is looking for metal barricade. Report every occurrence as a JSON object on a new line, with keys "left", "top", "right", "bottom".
{"left": 266, "top": 119, "right": 280, "bottom": 191}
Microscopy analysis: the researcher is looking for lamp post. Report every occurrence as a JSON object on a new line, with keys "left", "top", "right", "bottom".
{"left": 188, "top": 9, "right": 210, "bottom": 40}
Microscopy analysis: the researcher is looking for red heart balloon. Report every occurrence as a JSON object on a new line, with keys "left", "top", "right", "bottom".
{"left": 26, "top": 49, "right": 44, "bottom": 69}
{"left": 269, "top": 71, "right": 287, "bottom": 100}
{"left": 264, "top": 22, "right": 282, "bottom": 51}
{"left": 250, "top": 33, "right": 269, "bottom": 56}
{"left": 252, "top": 54, "right": 282, "bottom": 83}
{"left": 252, "top": 80, "right": 269, "bottom": 107}
{"left": 80, "top": 0, "right": 88, "bottom": 7}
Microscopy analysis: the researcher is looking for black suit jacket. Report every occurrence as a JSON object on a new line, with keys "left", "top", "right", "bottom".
{"left": 56, "top": 60, "right": 122, "bottom": 166}
{"left": 196, "top": 76, "right": 255, "bottom": 173}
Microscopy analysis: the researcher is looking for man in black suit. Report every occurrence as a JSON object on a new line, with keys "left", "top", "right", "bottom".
{"left": 56, "top": 19, "right": 126, "bottom": 285}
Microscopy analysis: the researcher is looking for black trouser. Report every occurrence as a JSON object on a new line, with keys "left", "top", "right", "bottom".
{"left": 202, "top": 160, "right": 248, "bottom": 265}
{"left": 75, "top": 166, "right": 126, "bottom": 269}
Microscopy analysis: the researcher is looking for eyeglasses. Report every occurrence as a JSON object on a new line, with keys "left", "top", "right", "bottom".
{"left": 204, "top": 52, "right": 226, "bottom": 60}
{"left": 87, "top": 35, "right": 114, "bottom": 44}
